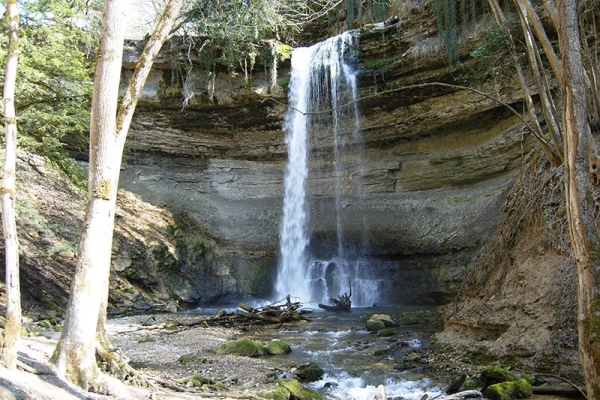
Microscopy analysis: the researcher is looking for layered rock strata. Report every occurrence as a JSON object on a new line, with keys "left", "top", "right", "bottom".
{"left": 117, "top": 15, "right": 535, "bottom": 306}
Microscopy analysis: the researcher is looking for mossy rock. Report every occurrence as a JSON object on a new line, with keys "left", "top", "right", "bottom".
{"left": 365, "top": 318, "right": 386, "bottom": 331}
{"left": 276, "top": 378, "right": 321, "bottom": 399}
{"left": 178, "top": 353, "right": 207, "bottom": 363}
{"left": 267, "top": 339, "right": 292, "bottom": 355}
{"left": 373, "top": 349, "right": 390, "bottom": 356}
{"left": 480, "top": 365, "right": 517, "bottom": 386}
{"left": 378, "top": 327, "right": 397, "bottom": 337}
{"left": 446, "top": 374, "right": 468, "bottom": 394}
{"left": 296, "top": 362, "right": 324, "bottom": 382}
{"left": 365, "top": 314, "right": 398, "bottom": 331}
{"left": 463, "top": 377, "right": 486, "bottom": 391}
{"left": 483, "top": 379, "right": 533, "bottom": 400}
{"left": 179, "top": 373, "right": 215, "bottom": 388}
{"left": 220, "top": 338, "right": 267, "bottom": 357}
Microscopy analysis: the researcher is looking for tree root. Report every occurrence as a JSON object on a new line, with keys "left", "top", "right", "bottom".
{"left": 535, "top": 373, "right": 587, "bottom": 399}
{"left": 95, "top": 345, "right": 148, "bottom": 387}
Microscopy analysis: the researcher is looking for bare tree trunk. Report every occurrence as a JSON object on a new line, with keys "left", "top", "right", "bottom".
{"left": 51, "top": 0, "right": 126, "bottom": 390}
{"left": 558, "top": 0, "right": 600, "bottom": 397}
{"left": 96, "top": 0, "right": 185, "bottom": 346}
{"left": 52, "top": 0, "right": 184, "bottom": 391}
{"left": 0, "top": 0, "right": 21, "bottom": 371}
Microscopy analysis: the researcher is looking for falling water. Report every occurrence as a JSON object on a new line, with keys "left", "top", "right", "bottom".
{"left": 275, "top": 32, "right": 381, "bottom": 307}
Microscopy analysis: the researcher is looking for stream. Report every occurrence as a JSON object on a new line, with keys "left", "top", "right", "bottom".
{"left": 199, "top": 305, "right": 445, "bottom": 400}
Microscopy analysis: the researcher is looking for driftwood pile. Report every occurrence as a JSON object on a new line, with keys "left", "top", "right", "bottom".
{"left": 135, "top": 296, "right": 312, "bottom": 331}
{"left": 318, "top": 282, "right": 352, "bottom": 312}
{"left": 233, "top": 296, "right": 311, "bottom": 324}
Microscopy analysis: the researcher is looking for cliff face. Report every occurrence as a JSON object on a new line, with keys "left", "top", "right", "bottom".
{"left": 117, "top": 7, "right": 534, "bottom": 306}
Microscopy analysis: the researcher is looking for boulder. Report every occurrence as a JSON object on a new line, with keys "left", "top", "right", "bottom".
{"left": 483, "top": 379, "right": 533, "bottom": 400}
{"left": 365, "top": 314, "right": 398, "bottom": 331}
{"left": 267, "top": 339, "right": 292, "bottom": 355}
{"left": 480, "top": 366, "right": 517, "bottom": 386}
{"left": 296, "top": 362, "right": 324, "bottom": 382}
{"left": 273, "top": 378, "right": 321, "bottom": 400}
{"left": 220, "top": 338, "right": 267, "bottom": 357}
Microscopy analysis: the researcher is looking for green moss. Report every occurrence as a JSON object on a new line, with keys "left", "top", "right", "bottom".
{"left": 363, "top": 55, "right": 401, "bottom": 69}
{"left": 378, "top": 327, "right": 397, "bottom": 337}
{"left": 220, "top": 338, "right": 267, "bottom": 357}
{"left": 266, "top": 339, "right": 292, "bottom": 355}
{"left": 181, "top": 373, "right": 215, "bottom": 387}
{"left": 137, "top": 334, "right": 155, "bottom": 343}
{"left": 480, "top": 365, "right": 517, "bottom": 385}
{"left": 262, "top": 388, "right": 289, "bottom": 400}
{"left": 373, "top": 349, "right": 390, "bottom": 356}
{"left": 276, "top": 378, "right": 321, "bottom": 399}
{"left": 483, "top": 379, "right": 532, "bottom": 400}
{"left": 462, "top": 348, "right": 498, "bottom": 365}
{"left": 431, "top": 338, "right": 455, "bottom": 353}
{"left": 177, "top": 354, "right": 206, "bottom": 364}
{"left": 400, "top": 314, "right": 419, "bottom": 325}
{"left": 249, "top": 265, "right": 275, "bottom": 297}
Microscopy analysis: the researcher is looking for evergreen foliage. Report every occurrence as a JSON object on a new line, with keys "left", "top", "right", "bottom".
{"left": 0, "top": 0, "right": 99, "bottom": 186}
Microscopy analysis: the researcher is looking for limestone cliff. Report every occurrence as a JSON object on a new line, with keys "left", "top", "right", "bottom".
{"left": 116, "top": 4, "right": 535, "bottom": 306}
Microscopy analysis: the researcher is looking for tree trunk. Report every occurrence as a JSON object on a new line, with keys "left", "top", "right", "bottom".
{"left": 52, "top": 0, "right": 184, "bottom": 391}
{"left": 51, "top": 0, "right": 126, "bottom": 390}
{"left": 558, "top": 0, "right": 600, "bottom": 397}
{"left": 0, "top": 0, "right": 21, "bottom": 371}
{"left": 96, "top": 0, "right": 185, "bottom": 347}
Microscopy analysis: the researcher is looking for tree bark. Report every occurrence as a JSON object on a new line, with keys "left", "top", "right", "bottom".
{"left": 52, "top": 0, "right": 126, "bottom": 390}
{"left": 558, "top": 0, "right": 600, "bottom": 397}
{"left": 0, "top": 0, "right": 21, "bottom": 371}
{"left": 52, "top": 0, "right": 184, "bottom": 391}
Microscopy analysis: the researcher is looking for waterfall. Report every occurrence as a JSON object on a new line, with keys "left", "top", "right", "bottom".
{"left": 275, "top": 32, "right": 381, "bottom": 307}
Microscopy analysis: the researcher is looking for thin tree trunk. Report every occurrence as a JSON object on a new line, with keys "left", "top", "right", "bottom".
{"left": 0, "top": 0, "right": 21, "bottom": 371}
{"left": 558, "top": 0, "right": 600, "bottom": 397}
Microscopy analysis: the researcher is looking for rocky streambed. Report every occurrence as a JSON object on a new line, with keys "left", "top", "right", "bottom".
{"left": 3, "top": 305, "right": 582, "bottom": 399}
{"left": 104, "top": 307, "right": 475, "bottom": 399}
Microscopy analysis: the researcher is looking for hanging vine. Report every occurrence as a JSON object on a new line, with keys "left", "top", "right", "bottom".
{"left": 434, "top": 0, "right": 459, "bottom": 64}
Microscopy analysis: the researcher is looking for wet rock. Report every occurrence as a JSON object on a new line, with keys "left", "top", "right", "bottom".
{"left": 220, "top": 338, "right": 267, "bottom": 357}
{"left": 446, "top": 373, "right": 468, "bottom": 394}
{"left": 267, "top": 339, "right": 292, "bottom": 355}
{"left": 405, "top": 352, "right": 420, "bottom": 362}
{"left": 296, "top": 362, "right": 325, "bottom": 382}
{"left": 365, "top": 314, "right": 398, "bottom": 331}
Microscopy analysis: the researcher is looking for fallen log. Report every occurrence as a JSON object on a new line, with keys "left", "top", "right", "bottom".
{"left": 235, "top": 309, "right": 282, "bottom": 323}
{"left": 533, "top": 386, "right": 587, "bottom": 397}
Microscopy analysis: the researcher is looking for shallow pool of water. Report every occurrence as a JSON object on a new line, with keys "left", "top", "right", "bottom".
{"left": 196, "top": 305, "right": 443, "bottom": 400}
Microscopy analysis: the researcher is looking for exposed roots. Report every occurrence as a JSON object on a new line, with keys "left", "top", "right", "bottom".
{"left": 96, "top": 345, "right": 147, "bottom": 387}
